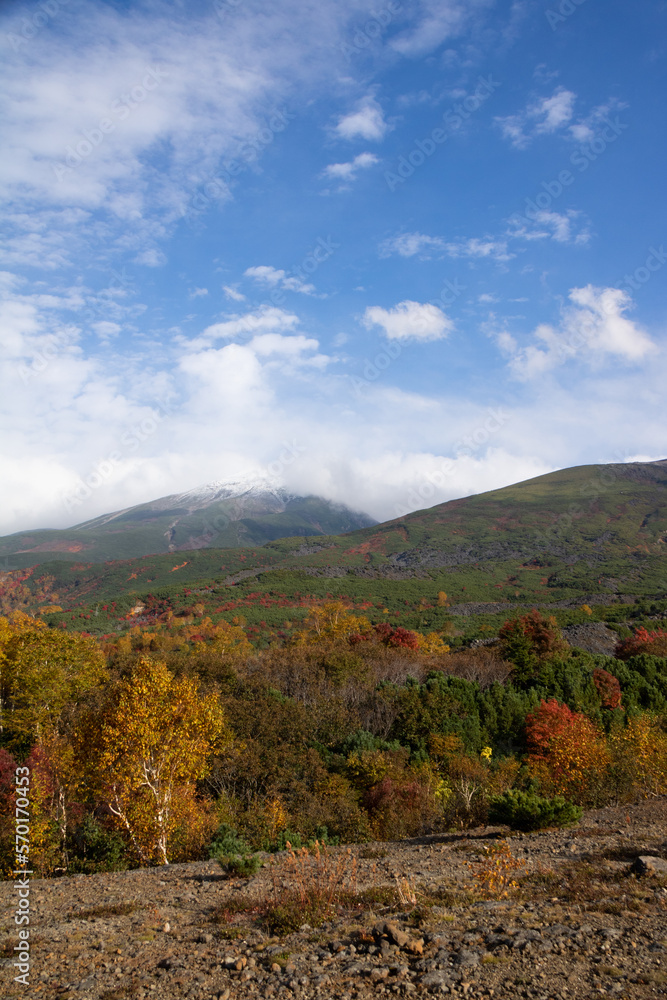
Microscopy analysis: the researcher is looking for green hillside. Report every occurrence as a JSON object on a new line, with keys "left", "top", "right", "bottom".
{"left": 2, "top": 461, "right": 665, "bottom": 640}
{"left": 0, "top": 491, "right": 376, "bottom": 569}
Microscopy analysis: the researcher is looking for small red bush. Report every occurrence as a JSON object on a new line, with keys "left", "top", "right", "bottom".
{"left": 615, "top": 627, "right": 667, "bottom": 660}
{"left": 592, "top": 668, "right": 622, "bottom": 709}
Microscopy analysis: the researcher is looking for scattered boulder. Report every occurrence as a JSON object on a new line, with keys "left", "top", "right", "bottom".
{"left": 630, "top": 855, "right": 667, "bottom": 876}
{"left": 421, "top": 970, "right": 452, "bottom": 992}
{"left": 374, "top": 920, "right": 424, "bottom": 955}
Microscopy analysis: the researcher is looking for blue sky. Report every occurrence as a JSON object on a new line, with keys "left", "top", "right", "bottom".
{"left": 1, "top": 0, "right": 666, "bottom": 533}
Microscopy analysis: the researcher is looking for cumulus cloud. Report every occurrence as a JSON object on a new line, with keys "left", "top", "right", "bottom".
{"left": 363, "top": 300, "right": 453, "bottom": 341}
{"left": 1, "top": 269, "right": 665, "bottom": 535}
{"left": 244, "top": 265, "right": 315, "bottom": 295}
{"left": 508, "top": 286, "right": 658, "bottom": 379}
{"left": 198, "top": 306, "right": 300, "bottom": 346}
{"left": 334, "top": 96, "right": 389, "bottom": 141}
{"left": 496, "top": 87, "right": 576, "bottom": 149}
{"left": 322, "top": 152, "right": 379, "bottom": 184}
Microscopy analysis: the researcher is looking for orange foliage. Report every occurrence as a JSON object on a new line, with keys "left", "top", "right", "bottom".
{"left": 526, "top": 699, "right": 609, "bottom": 803}
{"left": 609, "top": 714, "right": 667, "bottom": 797}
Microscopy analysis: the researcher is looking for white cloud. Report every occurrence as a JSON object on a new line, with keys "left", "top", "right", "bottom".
{"left": 0, "top": 4, "right": 663, "bottom": 538}
{"left": 389, "top": 0, "right": 482, "bottom": 57}
{"left": 92, "top": 321, "right": 121, "bottom": 340}
{"left": 223, "top": 285, "right": 246, "bottom": 302}
{"left": 0, "top": 0, "right": 393, "bottom": 260}
{"left": 0, "top": 228, "right": 74, "bottom": 271}
{"left": 200, "top": 306, "right": 300, "bottom": 345}
{"left": 363, "top": 300, "right": 453, "bottom": 341}
{"left": 509, "top": 285, "right": 658, "bottom": 380}
{"left": 249, "top": 333, "right": 321, "bottom": 358}
{"left": 496, "top": 87, "right": 576, "bottom": 149}
{"left": 335, "top": 96, "right": 388, "bottom": 141}
{"left": 507, "top": 209, "right": 591, "bottom": 245}
{"left": 535, "top": 89, "right": 576, "bottom": 133}
{"left": 189, "top": 287, "right": 208, "bottom": 298}
{"left": 379, "top": 232, "right": 445, "bottom": 258}
{"left": 244, "top": 265, "right": 315, "bottom": 295}
{"left": 568, "top": 99, "right": 628, "bottom": 143}
{"left": 495, "top": 330, "right": 517, "bottom": 354}
{"left": 379, "top": 231, "right": 512, "bottom": 261}
{"left": 1, "top": 271, "right": 665, "bottom": 535}
{"left": 322, "top": 152, "right": 378, "bottom": 184}
{"left": 134, "top": 248, "right": 167, "bottom": 267}
{"left": 444, "top": 237, "right": 513, "bottom": 261}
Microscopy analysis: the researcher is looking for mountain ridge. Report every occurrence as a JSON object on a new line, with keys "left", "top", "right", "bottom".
{"left": 0, "top": 476, "right": 376, "bottom": 569}
{"left": 3, "top": 460, "right": 666, "bottom": 633}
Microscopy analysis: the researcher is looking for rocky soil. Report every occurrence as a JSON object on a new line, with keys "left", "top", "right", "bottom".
{"left": 2, "top": 799, "right": 666, "bottom": 1000}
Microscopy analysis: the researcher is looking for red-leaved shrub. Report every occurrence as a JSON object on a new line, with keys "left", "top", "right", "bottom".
{"left": 592, "top": 667, "right": 622, "bottom": 709}
{"left": 615, "top": 627, "right": 667, "bottom": 660}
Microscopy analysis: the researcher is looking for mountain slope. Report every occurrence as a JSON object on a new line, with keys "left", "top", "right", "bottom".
{"left": 0, "top": 476, "right": 377, "bottom": 569}
{"left": 4, "top": 461, "right": 666, "bottom": 633}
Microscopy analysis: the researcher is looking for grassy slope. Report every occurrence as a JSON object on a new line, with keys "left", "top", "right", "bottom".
{"left": 5, "top": 461, "right": 666, "bottom": 635}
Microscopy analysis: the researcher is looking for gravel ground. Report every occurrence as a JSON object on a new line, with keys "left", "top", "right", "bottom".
{"left": 2, "top": 799, "right": 666, "bottom": 1000}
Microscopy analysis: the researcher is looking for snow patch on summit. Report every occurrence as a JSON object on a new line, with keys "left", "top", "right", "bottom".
{"left": 151, "top": 472, "right": 297, "bottom": 513}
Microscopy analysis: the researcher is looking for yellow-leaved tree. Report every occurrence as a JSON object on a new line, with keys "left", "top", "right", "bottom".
{"left": 0, "top": 611, "right": 107, "bottom": 743}
{"left": 89, "top": 658, "right": 229, "bottom": 865}
{"left": 0, "top": 613, "right": 108, "bottom": 873}
{"left": 293, "top": 601, "right": 372, "bottom": 645}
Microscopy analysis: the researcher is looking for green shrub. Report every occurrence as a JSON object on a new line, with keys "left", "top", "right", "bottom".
{"left": 67, "top": 815, "right": 128, "bottom": 874}
{"left": 209, "top": 823, "right": 251, "bottom": 859}
{"left": 223, "top": 853, "right": 262, "bottom": 877}
{"left": 209, "top": 823, "right": 261, "bottom": 876}
{"left": 488, "top": 789, "right": 582, "bottom": 831}
{"left": 265, "top": 825, "right": 340, "bottom": 853}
